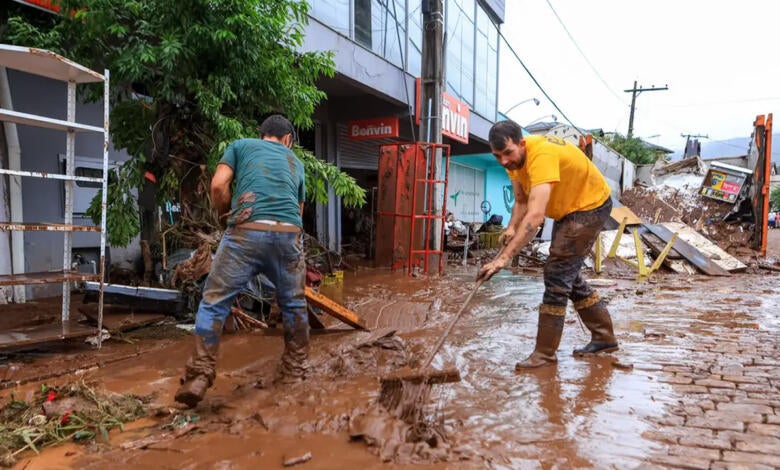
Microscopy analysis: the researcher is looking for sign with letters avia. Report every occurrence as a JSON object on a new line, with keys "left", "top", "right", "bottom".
{"left": 12, "top": 0, "right": 60, "bottom": 13}
{"left": 441, "top": 91, "right": 470, "bottom": 144}
{"left": 347, "top": 117, "right": 399, "bottom": 141}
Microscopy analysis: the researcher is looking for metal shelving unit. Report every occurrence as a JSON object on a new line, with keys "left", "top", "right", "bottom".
{"left": 0, "top": 45, "right": 109, "bottom": 348}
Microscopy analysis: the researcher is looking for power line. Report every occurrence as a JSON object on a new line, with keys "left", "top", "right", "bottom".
{"left": 544, "top": 0, "right": 626, "bottom": 106}
{"left": 486, "top": 16, "right": 585, "bottom": 136}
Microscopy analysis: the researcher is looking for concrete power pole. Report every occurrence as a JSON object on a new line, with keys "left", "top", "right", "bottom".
{"left": 420, "top": 0, "right": 445, "bottom": 257}
{"left": 624, "top": 80, "right": 668, "bottom": 137}
{"left": 420, "top": 0, "right": 444, "bottom": 145}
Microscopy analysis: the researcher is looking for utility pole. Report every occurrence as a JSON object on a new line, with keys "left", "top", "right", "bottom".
{"left": 420, "top": 0, "right": 444, "bottom": 145}
{"left": 681, "top": 133, "right": 708, "bottom": 158}
{"left": 624, "top": 80, "right": 668, "bottom": 137}
{"left": 420, "top": 0, "right": 444, "bottom": 256}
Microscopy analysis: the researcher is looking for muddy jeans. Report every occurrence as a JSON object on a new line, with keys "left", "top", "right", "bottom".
{"left": 194, "top": 227, "right": 308, "bottom": 347}
{"left": 543, "top": 198, "right": 612, "bottom": 307}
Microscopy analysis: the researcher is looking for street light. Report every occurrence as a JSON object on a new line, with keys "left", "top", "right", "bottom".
{"left": 526, "top": 114, "right": 557, "bottom": 126}
{"left": 503, "top": 97, "right": 540, "bottom": 116}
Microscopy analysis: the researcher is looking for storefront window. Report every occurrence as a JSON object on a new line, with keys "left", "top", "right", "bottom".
{"left": 407, "top": 0, "right": 423, "bottom": 77}
{"left": 474, "top": 4, "right": 497, "bottom": 120}
{"left": 308, "top": 0, "right": 498, "bottom": 120}
{"left": 446, "top": 0, "right": 474, "bottom": 106}
{"left": 310, "top": 0, "right": 351, "bottom": 36}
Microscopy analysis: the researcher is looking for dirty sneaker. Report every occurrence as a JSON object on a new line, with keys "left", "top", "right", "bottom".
{"left": 174, "top": 375, "right": 210, "bottom": 408}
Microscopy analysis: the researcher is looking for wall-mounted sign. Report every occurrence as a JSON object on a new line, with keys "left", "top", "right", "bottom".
{"left": 13, "top": 0, "right": 60, "bottom": 13}
{"left": 442, "top": 91, "right": 469, "bottom": 144}
{"left": 414, "top": 77, "right": 471, "bottom": 144}
{"left": 347, "top": 116, "right": 399, "bottom": 141}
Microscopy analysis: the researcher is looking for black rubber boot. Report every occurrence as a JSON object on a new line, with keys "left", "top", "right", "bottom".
{"left": 573, "top": 294, "right": 618, "bottom": 356}
{"left": 515, "top": 306, "right": 565, "bottom": 370}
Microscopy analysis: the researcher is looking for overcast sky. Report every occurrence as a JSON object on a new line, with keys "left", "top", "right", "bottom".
{"left": 498, "top": 0, "right": 779, "bottom": 155}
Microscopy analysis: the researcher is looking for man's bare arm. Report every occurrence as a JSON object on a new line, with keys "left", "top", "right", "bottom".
{"left": 509, "top": 180, "right": 529, "bottom": 231}
{"left": 211, "top": 163, "right": 234, "bottom": 222}
{"left": 501, "top": 183, "right": 551, "bottom": 261}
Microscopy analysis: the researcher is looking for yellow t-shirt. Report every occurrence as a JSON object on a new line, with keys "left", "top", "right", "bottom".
{"left": 505, "top": 135, "right": 610, "bottom": 220}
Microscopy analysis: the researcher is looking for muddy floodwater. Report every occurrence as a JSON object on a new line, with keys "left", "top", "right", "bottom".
{"left": 2, "top": 265, "right": 779, "bottom": 469}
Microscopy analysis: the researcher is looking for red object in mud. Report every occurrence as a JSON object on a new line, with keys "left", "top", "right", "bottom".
{"left": 306, "top": 267, "right": 322, "bottom": 287}
{"left": 45, "top": 390, "right": 57, "bottom": 402}
{"left": 60, "top": 410, "right": 71, "bottom": 424}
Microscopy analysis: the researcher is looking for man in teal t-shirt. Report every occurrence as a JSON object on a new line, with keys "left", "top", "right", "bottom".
{"left": 176, "top": 115, "right": 308, "bottom": 407}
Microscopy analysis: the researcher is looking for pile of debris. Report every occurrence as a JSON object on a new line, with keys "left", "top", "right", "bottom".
{"left": 0, "top": 381, "right": 148, "bottom": 466}
{"left": 624, "top": 156, "right": 756, "bottom": 258}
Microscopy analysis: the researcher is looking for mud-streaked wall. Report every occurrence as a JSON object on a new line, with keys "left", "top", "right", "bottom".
{"left": 7, "top": 69, "right": 139, "bottom": 298}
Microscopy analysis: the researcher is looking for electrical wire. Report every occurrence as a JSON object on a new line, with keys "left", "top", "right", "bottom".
{"left": 485, "top": 14, "right": 586, "bottom": 137}
{"left": 544, "top": 0, "right": 627, "bottom": 106}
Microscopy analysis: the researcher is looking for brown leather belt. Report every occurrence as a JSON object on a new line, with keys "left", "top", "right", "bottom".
{"left": 236, "top": 221, "right": 300, "bottom": 233}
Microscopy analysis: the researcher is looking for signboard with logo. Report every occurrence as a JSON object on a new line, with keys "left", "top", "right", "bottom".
{"left": 346, "top": 117, "right": 399, "bottom": 141}
{"left": 441, "top": 91, "right": 469, "bottom": 144}
{"left": 699, "top": 162, "right": 751, "bottom": 204}
{"left": 414, "top": 77, "right": 471, "bottom": 144}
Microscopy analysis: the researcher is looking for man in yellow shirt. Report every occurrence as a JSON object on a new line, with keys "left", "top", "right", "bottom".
{"left": 477, "top": 120, "right": 618, "bottom": 369}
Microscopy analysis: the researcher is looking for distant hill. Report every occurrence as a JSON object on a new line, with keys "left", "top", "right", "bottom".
{"left": 670, "top": 133, "right": 780, "bottom": 161}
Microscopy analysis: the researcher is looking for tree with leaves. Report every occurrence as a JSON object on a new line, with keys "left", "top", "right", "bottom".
{"left": 600, "top": 133, "right": 657, "bottom": 165}
{"left": 4, "top": 0, "right": 365, "bottom": 247}
{"left": 770, "top": 185, "right": 780, "bottom": 212}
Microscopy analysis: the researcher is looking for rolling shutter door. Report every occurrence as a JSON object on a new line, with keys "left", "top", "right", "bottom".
{"left": 337, "top": 123, "right": 397, "bottom": 170}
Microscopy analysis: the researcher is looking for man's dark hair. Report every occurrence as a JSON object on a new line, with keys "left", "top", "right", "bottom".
{"left": 489, "top": 120, "right": 523, "bottom": 150}
{"left": 259, "top": 114, "right": 296, "bottom": 141}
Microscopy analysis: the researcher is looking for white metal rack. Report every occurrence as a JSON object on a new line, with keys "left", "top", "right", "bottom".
{"left": 0, "top": 45, "right": 109, "bottom": 348}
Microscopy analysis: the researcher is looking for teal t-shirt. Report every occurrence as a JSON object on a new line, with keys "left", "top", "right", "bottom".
{"left": 219, "top": 138, "right": 305, "bottom": 227}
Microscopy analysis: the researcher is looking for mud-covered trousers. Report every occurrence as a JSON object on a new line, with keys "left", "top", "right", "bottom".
{"left": 542, "top": 198, "right": 612, "bottom": 311}
{"left": 193, "top": 226, "right": 307, "bottom": 354}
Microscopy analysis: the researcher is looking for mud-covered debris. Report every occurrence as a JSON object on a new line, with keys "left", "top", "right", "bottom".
{"left": 349, "top": 408, "right": 451, "bottom": 464}
{"left": 325, "top": 332, "right": 409, "bottom": 377}
{"left": 0, "top": 381, "right": 147, "bottom": 466}
{"left": 283, "top": 451, "right": 312, "bottom": 467}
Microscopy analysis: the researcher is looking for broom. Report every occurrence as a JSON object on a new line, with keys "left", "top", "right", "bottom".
{"left": 378, "top": 276, "right": 490, "bottom": 422}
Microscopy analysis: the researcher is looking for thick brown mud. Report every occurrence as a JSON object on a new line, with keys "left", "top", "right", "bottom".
{"left": 2, "top": 265, "right": 779, "bottom": 468}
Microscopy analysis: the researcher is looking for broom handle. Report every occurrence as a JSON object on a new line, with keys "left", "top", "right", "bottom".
{"left": 421, "top": 245, "right": 506, "bottom": 369}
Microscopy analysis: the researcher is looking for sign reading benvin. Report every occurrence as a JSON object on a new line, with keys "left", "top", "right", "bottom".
{"left": 347, "top": 117, "right": 399, "bottom": 141}
{"left": 442, "top": 91, "right": 469, "bottom": 144}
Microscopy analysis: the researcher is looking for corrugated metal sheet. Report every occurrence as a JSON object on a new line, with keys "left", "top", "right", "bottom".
{"left": 337, "top": 123, "right": 398, "bottom": 169}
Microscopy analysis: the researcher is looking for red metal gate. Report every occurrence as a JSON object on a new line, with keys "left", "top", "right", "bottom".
{"left": 375, "top": 142, "right": 450, "bottom": 275}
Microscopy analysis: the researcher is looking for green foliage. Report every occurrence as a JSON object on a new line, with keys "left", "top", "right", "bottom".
{"left": 770, "top": 185, "right": 780, "bottom": 211}
{"left": 86, "top": 160, "right": 141, "bottom": 247}
{"left": 294, "top": 146, "right": 366, "bottom": 208}
{"left": 600, "top": 133, "right": 657, "bottom": 165}
{"left": 4, "top": 0, "right": 357, "bottom": 246}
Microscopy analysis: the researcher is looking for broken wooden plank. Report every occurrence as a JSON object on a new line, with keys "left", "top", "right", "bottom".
{"left": 0, "top": 320, "right": 95, "bottom": 350}
{"left": 640, "top": 230, "right": 682, "bottom": 259}
{"left": 661, "top": 222, "right": 747, "bottom": 272}
{"left": 305, "top": 287, "right": 368, "bottom": 331}
{"left": 79, "top": 305, "right": 166, "bottom": 332}
{"left": 610, "top": 206, "right": 642, "bottom": 225}
{"left": 641, "top": 223, "right": 730, "bottom": 276}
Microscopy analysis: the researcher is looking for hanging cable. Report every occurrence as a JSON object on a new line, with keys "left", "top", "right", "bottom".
{"left": 544, "top": 0, "right": 626, "bottom": 106}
